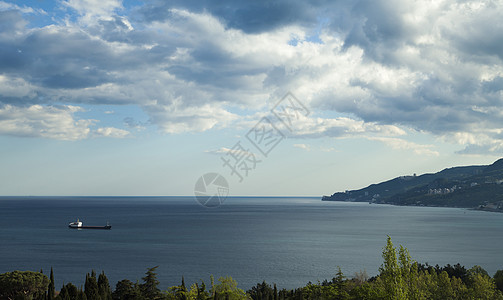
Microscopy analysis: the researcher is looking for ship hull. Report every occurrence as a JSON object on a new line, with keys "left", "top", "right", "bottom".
{"left": 68, "top": 225, "right": 111, "bottom": 230}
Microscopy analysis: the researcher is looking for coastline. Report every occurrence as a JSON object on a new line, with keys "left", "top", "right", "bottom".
{"left": 322, "top": 198, "right": 503, "bottom": 213}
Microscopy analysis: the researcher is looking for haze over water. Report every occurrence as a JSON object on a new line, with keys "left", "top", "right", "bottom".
{"left": 1, "top": 197, "right": 502, "bottom": 290}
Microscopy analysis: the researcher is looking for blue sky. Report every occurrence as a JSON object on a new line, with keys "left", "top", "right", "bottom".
{"left": 0, "top": 0, "right": 502, "bottom": 196}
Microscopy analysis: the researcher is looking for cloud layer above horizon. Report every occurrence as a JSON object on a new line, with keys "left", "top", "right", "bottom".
{"left": 1, "top": 0, "right": 502, "bottom": 154}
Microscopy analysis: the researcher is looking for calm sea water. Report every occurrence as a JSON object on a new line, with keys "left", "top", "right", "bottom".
{"left": 1, "top": 197, "right": 503, "bottom": 290}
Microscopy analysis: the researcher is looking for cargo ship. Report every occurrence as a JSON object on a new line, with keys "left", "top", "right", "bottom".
{"left": 68, "top": 219, "right": 111, "bottom": 230}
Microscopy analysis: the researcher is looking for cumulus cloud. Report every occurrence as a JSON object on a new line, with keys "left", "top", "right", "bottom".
{"left": 325, "top": 1, "right": 503, "bottom": 147}
{"left": 0, "top": 1, "right": 46, "bottom": 15}
{"left": 61, "top": 0, "right": 123, "bottom": 25}
{"left": 0, "top": 104, "right": 92, "bottom": 140}
{"left": 293, "top": 143, "right": 310, "bottom": 151}
{"left": 278, "top": 115, "right": 406, "bottom": 139}
{"left": 0, "top": 104, "right": 129, "bottom": 140}
{"left": 0, "top": 0, "right": 502, "bottom": 154}
{"left": 144, "top": 100, "right": 239, "bottom": 133}
{"left": 94, "top": 127, "right": 130, "bottom": 138}
{"left": 368, "top": 137, "right": 439, "bottom": 156}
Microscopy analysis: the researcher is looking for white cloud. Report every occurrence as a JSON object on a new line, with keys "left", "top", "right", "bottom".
{"left": 94, "top": 127, "right": 130, "bottom": 138}
{"left": 320, "top": 146, "right": 337, "bottom": 152}
{"left": 0, "top": 1, "right": 46, "bottom": 14}
{"left": 0, "top": 104, "right": 92, "bottom": 140}
{"left": 368, "top": 137, "right": 439, "bottom": 156}
{"left": 0, "top": 104, "right": 129, "bottom": 140}
{"left": 293, "top": 143, "right": 310, "bottom": 151}
{"left": 1, "top": 0, "right": 503, "bottom": 154}
{"left": 282, "top": 115, "right": 406, "bottom": 139}
{"left": 0, "top": 75, "right": 38, "bottom": 99}
{"left": 205, "top": 146, "right": 257, "bottom": 157}
{"left": 61, "top": 0, "right": 122, "bottom": 20}
{"left": 442, "top": 130, "right": 503, "bottom": 155}
{"left": 145, "top": 100, "right": 239, "bottom": 134}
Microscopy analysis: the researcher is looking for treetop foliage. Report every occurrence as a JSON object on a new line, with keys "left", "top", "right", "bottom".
{"left": 2, "top": 237, "right": 502, "bottom": 300}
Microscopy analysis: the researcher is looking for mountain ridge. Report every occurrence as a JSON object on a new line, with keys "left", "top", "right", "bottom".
{"left": 322, "top": 158, "right": 503, "bottom": 212}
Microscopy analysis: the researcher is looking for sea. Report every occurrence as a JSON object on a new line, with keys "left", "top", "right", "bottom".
{"left": 1, "top": 196, "right": 503, "bottom": 291}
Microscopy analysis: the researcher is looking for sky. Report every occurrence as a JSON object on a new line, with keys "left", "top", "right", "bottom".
{"left": 0, "top": 0, "right": 502, "bottom": 196}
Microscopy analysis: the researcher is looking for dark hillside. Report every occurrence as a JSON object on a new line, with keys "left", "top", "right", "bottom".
{"left": 322, "top": 159, "right": 503, "bottom": 211}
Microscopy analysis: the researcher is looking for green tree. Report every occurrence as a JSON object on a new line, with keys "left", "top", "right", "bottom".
{"left": 57, "top": 282, "right": 79, "bottom": 300}
{"left": 450, "top": 275, "right": 469, "bottom": 300}
{"left": 198, "top": 281, "right": 210, "bottom": 300}
{"left": 415, "top": 270, "right": 434, "bottom": 299}
{"left": 211, "top": 276, "right": 247, "bottom": 300}
{"left": 168, "top": 277, "right": 188, "bottom": 300}
{"left": 348, "top": 281, "right": 381, "bottom": 300}
{"left": 436, "top": 271, "right": 455, "bottom": 300}
{"left": 112, "top": 279, "right": 142, "bottom": 300}
{"left": 77, "top": 287, "right": 87, "bottom": 300}
{"left": 84, "top": 271, "right": 99, "bottom": 300}
{"left": 302, "top": 282, "right": 321, "bottom": 299}
{"left": 140, "top": 266, "right": 163, "bottom": 300}
{"left": 333, "top": 266, "right": 348, "bottom": 299}
{"left": 179, "top": 277, "right": 188, "bottom": 300}
{"left": 397, "top": 245, "right": 424, "bottom": 300}
{"left": 58, "top": 283, "right": 70, "bottom": 300}
{"left": 469, "top": 273, "right": 499, "bottom": 299}
{"left": 439, "top": 263, "right": 468, "bottom": 284}
{"left": 494, "top": 270, "right": 503, "bottom": 292}
{"left": 468, "top": 265, "right": 490, "bottom": 279}
{"left": 98, "top": 272, "right": 112, "bottom": 300}
{"left": 379, "top": 236, "right": 407, "bottom": 299}
{"left": 210, "top": 275, "right": 215, "bottom": 299}
{"left": 48, "top": 268, "right": 55, "bottom": 300}
{"left": 184, "top": 281, "right": 209, "bottom": 300}
{"left": 0, "top": 270, "right": 50, "bottom": 300}
{"left": 247, "top": 281, "right": 274, "bottom": 300}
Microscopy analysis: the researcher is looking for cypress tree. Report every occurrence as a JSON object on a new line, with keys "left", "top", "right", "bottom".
{"left": 59, "top": 283, "right": 73, "bottom": 300}
{"left": 196, "top": 280, "right": 208, "bottom": 300}
{"left": 98, "top": 271, "right": 112, "bottom": 300}
{"left": 210, "top": 275, "right": 215, "bottom": 298}
{"left": 63, "top": 283, "right": 79, "bottom": 299}
{"left": 48, "top": 267, "right": 55, "bottom": 300}
{"left": 181, "top": 276, "right": 188, "bottom": 300}
{"left": 78, "top": 286, "right": 87, "bottom": 300}
{"left": 59, "top": 283, "right": 66, "bottom": 300}
{"left": 85, "top": 271, "right": 100, "bottom": 300}
{"left": 494, "top": 270, "right": 503, "bottom": 292}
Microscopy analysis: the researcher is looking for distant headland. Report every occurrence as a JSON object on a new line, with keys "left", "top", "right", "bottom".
{"left": 322, "top": 158, "right": 503, "bottom": 212}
